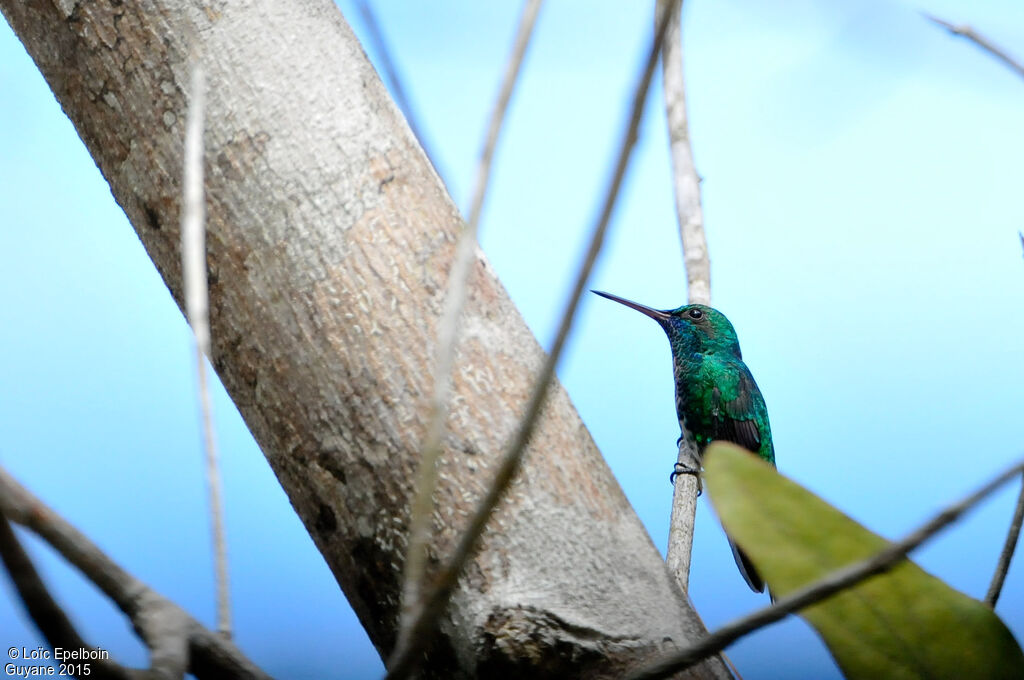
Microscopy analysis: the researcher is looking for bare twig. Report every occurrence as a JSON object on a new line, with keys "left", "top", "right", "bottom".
{"left": 985, "top": 471, "right": 1024, "bottom": 607}
{"left": 0, "top": 466, "right": 272, "bottom": 680}
{"left": 660, "top": 0, "right": 710, "bottom": 306}
{"left": 658, "top": 0, "right": 709, "bottom": 595}
{"left": 397, "top": 0, "right": 544, "bottom": 648}
{"left": 627, "top": 456, "right": 1024, "bottom": 680}
{"left": 385, "top": 3, "right": 679, "bottom": 677}
{"left": 462, "top": 0, "right": 544, "bottom": 233}
{"left": 353, "top": 0, "right": 442, "bottom": 174}
{"left": 181, "top": 61, "right": 231, "bottom": 638}
{"left": 923, "top": 13, "right": 1024, "bottom": 81}
{"left": 667, "top": 439, "right": 701, "bottom": 592}
{"left": 0, "top": 513, "right": 138, "bottom": 680}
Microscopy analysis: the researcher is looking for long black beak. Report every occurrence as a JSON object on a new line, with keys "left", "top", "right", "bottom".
{"left": 592, "top": 290, "right": 671, "bottom": 323}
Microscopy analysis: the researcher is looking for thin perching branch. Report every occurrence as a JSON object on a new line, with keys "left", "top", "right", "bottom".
{"left": 0, "top": 466, "right": 272, "bottom": 680}
{"left": 627, "top": 456, "right": 1024, "bottom": 680}
{"left": 396, "top": 0, "right": 544, "bottom": 650}
{"left": 385, "top": 2, "right": 679, "bottom": 677}
{"left": 658, "top": 0, "right": 709, "bottom": 595}
{"left": 353, "top": 0, "right": 442, "bottom": 175}
{"left": 985, "top": 471, "right": 1024, "bottom": 607}
{"left": 660, "top": 0, "right": 709, "bottom": 306}
{"left": 923, "top": 13, "right": 1024, "bottom": 81}
{"left": 668, "top": 438, "right": 701, "bottom": 593}
{"left": 181, "top": 61, "right": 231, "bottom": 638}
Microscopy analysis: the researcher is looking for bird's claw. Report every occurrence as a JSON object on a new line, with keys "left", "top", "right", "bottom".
{"left": 669, "top": 462, "right": 703, "bottom": 496}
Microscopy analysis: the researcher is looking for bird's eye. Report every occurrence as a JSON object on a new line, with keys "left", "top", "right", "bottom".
{"left": 687, "top": 308, "right": 703, "bottom": 320}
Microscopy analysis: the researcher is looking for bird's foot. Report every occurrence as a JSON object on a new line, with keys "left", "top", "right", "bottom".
{"left": 669, "top": 462, "right": 703, "bottom": 496}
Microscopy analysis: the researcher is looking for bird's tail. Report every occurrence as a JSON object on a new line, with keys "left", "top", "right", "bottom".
{"left": 727, "top": 536, "right": 766, "bottom": 595}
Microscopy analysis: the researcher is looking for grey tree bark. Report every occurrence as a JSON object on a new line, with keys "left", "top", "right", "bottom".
{"left": 0, "top": 1, "right": 731, "bottom": 678}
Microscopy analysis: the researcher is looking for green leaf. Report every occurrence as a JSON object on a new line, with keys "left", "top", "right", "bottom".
{"left": 704, "top": 442, "right": 1024, "bottom": 680}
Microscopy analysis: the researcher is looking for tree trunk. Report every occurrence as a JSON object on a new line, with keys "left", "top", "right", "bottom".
{"left": 0, "top": 1, "right": 730, "bottom": 677}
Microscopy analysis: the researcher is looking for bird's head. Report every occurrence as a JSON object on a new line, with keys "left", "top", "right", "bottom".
{"left": 592, "top": 290, "right": 741, "bottom": 358}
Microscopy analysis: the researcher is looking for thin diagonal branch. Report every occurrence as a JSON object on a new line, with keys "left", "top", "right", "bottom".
{"left": 462, "top": 0, "right": 544, "bottom": 233}
{"left": 353, "top": 0, "right": 442, "bottom": 176}
{"left": 0, "top": 466, "right": 271, "bottom": 680}
{"left": 385, "top": 3, "right": 679, "bottom": 678}
{"left": 923, "top": 13, "right": 1024, "bottom": 81}
{"left": 985, "top": 471, "right": 1024, "bottom": 607}
{"left": 397, "top": 0, "right": 544, "bottom": 646}
{"left": 181, "top": 61, "right": 231, "bottom": 638}
{"left": 0, "top": 515, "right": 91, "bottom": 652}
{"left": 658, "top": 0, "right": 709, "bottom": 596}
{"left": 627, "top": 456, "right": 1024, "bottom": 680}
{"left": 0, "top": 513, "right": 138, "bottom": 680}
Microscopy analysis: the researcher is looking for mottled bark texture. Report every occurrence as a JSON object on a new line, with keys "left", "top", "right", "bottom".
{"left": 0, "top": 1, "right": 730, "bottom": 678}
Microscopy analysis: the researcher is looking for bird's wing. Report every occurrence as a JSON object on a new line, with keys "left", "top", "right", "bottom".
{"left": 710, "top": 365, "right": 762, "bottom": 454}
{"left": 710, "top": 361, "right": 775, "bottom": 596}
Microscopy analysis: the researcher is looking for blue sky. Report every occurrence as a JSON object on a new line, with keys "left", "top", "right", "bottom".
{"left": 2, "top": 2, "right": 1023, "bottom": 678}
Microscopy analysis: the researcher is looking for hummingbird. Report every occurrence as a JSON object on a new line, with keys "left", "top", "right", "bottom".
{"left": 593, "top": 290, "right": 775, "bottom": 594}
